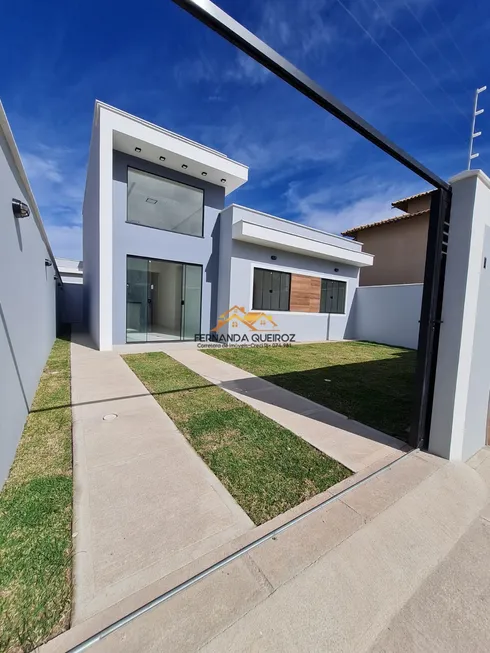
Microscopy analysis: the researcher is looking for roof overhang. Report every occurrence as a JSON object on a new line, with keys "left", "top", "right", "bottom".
{"left": 97, "top": 102, "right": 248, "bottom": 195}
{"left": 391, "top": 189, "right": 433, "bottom": 211}
{"left": 233, "top": 220, "right": 374, "bottom": 267}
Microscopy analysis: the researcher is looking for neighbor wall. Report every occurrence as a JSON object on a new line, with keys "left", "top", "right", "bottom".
{"left": 352, "top": 283, "right": 423, "bottom": 349}
{"left": 0, "top": 115, "right": 57, "bottom": 486}
{"left": 357, "top": 215, "right": 429, "bottom": 286}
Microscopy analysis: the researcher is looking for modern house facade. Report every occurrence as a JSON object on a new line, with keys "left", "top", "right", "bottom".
{"left": 83, "top": 102, "right": 373, "bottom": 350}
{"left": 342, "top": 190, "right": 432, "bottom": 286}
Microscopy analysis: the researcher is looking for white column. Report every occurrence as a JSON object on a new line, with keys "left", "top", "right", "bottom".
{"left": 97, "top": 112, "right": 113, "bottom": 351}
{"left": 429, "top": 170, "right": 490, "bottom": 460}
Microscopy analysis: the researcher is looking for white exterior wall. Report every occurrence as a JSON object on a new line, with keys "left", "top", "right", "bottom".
{"left": 82, "top": 116, "right": 101, "bottom": 347}
{"left": 352, "top": 284, "right": 423, "bottom": 349}
{"left": 221, "top": 242, "right": 359, "bottom": 342}
{"left": 0, "top": 104, "right": 58, "bottom": 486}
{"left": 83, "top": 102, "right": 248, "bottom": 350}
{"left": 430, "top": 170, "right": 490, "bottom": 461}
{"left": 214, "top": 205, "right": 370, "bottom": 342}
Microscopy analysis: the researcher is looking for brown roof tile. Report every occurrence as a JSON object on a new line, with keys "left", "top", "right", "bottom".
{"left": 391, "top": 189, "right": 433, "bottom": 209}
{"left": 341, "top": 209, "right": 430, "bottom": 236}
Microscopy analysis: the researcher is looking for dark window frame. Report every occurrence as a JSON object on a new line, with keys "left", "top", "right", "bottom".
{"left": 320, "top": 278, "right": 347, "bottom": 314}
{"left": 125, "top": 254, "right": 203, "bottom": 343}
{"left": 126, "top": 166, "right": 205, "bottom": 238}
{"left": 252, "top": 267, "right": 291, "bottom": 312}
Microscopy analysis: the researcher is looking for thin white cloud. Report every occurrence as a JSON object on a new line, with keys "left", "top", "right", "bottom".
{"left": 284, "top": 176, "right": 426, "bottom": 234}
{"left": 23, "top": 152, "right": 64, "bottom": 184}
{"left": 20, "top": 145, "right": 85, "bottom": 229}
{"left": 45, "top": 224, "right": 82, "bottom": 260}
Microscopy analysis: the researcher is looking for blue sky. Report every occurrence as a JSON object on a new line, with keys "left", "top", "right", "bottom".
{"left": 1, "top": 0, "right": 489, "bottom": 259}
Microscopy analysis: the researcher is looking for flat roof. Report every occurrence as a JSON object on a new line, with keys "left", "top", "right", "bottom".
{"left": 96, "top": 101, "right": 249, "bottom": 194}
{"left": 228, "top": 204, "right": 359, "bottom": 246}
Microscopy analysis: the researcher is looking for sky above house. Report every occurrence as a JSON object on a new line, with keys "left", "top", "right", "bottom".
{"left": 1, "top": 0, "right": 489, "bottom": 260}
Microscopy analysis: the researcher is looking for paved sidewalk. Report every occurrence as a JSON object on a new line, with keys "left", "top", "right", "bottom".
{"left": 39, "top": 449, "right": 490, "bottom": 653}
{"left": 117, "top": 343, "right": 408, "bottom": 472}
{"left": 70, "top": 334, "right": 253, "bottom": 624}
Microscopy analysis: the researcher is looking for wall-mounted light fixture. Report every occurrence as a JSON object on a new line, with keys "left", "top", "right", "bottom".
{"left": 135, "top": 147, "right": 142, "bottom": 153}
{"left": 45, "top": 259, "right": 53, "bottom": 267}
{"left": 12, "top": 198, "right": 30, "bottom": 219}
{"left": 182, "top": 164, "right": 188, "bottom": 169}
{"left": 221, "top": 178, "right": 226, "bottom": 183}
{"left": 201, "top": 171, "right": 207, "bottom": 176}
{"left": 159, "top": 156, "right": 166, "bottom": 161}
{"left": 334, "top": 268, "right": 339, "bottom": 273}
{"left": 271, "top": 255, "right": 277, "bottom": 260}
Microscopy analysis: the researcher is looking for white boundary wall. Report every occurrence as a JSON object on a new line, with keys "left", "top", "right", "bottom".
{"left": 430, "top": 170, "right": 490, "bottom": 461}
{"left": 352, "top": 283, "right": 423, "bottom": 350}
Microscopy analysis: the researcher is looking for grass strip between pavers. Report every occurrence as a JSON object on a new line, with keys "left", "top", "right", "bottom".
{"left": 124, "top": 351, "right": 351, "bottom": 526}
{"left": 204, "top": 342, "right": 417, "bottom": 440}
{"left": 0, "top": 336, "right": 73, "bottom": 653}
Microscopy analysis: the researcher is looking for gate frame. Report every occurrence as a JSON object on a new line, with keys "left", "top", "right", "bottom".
{"left": 172, "top": 0, "right": 452, "bottom": 450}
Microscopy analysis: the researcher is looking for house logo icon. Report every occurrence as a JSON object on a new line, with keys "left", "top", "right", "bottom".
{"left": 212, "top": 305, "right": 279, "bottom": 332}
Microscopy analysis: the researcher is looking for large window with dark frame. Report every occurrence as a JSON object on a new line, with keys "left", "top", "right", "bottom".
{"left": 253, "top": 268, "right": 291, "bottom": 311}
{"left": 127, "top": 167, "right": 204, "bottom": 237}
{"left": 320, "top": 279, "right": 346, "bottom": 314}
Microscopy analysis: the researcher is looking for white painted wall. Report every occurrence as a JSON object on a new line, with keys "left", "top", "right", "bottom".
{"left": 0, "top": 105, "right": 57, "bottom": 486}
{"left": 352, "top": 284, "right": 423, "bottom": 349}
{"left": 82, "top": 114, "right": 101, "bottom": 346}
{"left": 430, "top": 170, "right": 490, "bottom": 461}
{"left": 225, "top": 240, "right": 359, "bottom": 342}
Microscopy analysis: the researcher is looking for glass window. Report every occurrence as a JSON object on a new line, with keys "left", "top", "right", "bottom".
{"left": 127, "top": 168, "right": 204, "bottom": 237}
{"left": 252, "top": 268, "right": 290, "bottom": 311}
{"left": 320, "top": 279, "right": 347, "bottom": 314}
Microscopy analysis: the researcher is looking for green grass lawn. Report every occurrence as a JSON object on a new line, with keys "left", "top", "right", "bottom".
{"left": 124, "top": 352, "right": 351, "bottom": 525}
{"left": 205, "top": 342, "right": 417, "bottom": 440}
{"left": 0, "top": 336, "right": 73, "bottom": 653}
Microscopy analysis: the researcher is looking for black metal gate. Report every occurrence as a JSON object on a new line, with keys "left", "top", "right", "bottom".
{"left": 172, "top": 0, "right": 452, "bottom": 451}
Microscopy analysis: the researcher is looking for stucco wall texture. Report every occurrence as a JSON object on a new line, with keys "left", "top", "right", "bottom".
{"left": 0, "top": 129, "right": 57, "bottom": 487}
{"left": 358, "top": 214, "right": 429, "bottom": 286}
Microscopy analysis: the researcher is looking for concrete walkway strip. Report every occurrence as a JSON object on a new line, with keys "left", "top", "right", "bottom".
{"left": 70, "top": 335, "right": 253, "bottom": 625}
{"left": 146, "top": 345, "right": 408, "bottom": 472}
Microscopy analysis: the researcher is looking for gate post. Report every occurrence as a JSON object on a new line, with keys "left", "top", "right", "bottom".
{"left": 429, "top": 169, "right": 490, "bottom": 460}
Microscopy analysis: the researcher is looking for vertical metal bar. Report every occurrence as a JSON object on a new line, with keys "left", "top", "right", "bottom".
{"left": 409, "top": 188, "right": 452, "bottom": 449}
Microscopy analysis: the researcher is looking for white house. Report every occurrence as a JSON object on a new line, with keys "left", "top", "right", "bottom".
{"left": 82, "top": 101, "right": 373, "bottom": 350}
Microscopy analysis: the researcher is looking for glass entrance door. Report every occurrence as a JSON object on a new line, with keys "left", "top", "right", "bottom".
{"left": 126, "top": 256, "right": 202, "bottom": 342}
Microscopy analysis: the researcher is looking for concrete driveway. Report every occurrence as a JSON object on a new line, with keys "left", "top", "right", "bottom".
{"left": 70, "top": 334, "right": 253, "bottom": 624}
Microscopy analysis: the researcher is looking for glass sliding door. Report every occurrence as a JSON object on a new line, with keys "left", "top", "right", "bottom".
{"left": 126, "top": 256, "right": 202, "bottom": 342}
{"left": 148, "top": 259, "right": 183, "bottom": 341}
{"left": 126, "top": 257, "right": 149, "bottom": 342}
{"left": 182, "top": 264, "right": 202, "bottom": 340}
